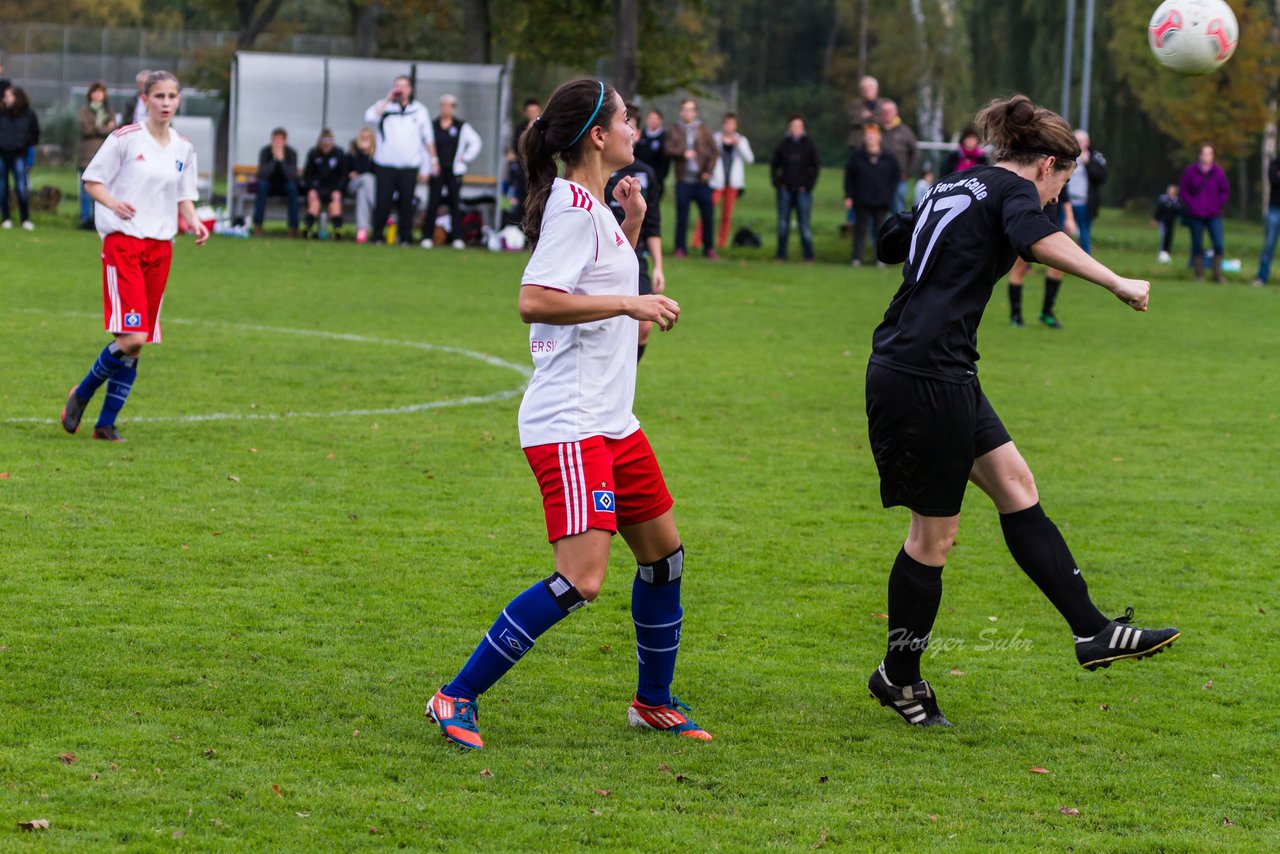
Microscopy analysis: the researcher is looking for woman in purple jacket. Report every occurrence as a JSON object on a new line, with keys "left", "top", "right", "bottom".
{"left": 1179, "top": 143, "right": 1230, "bottom": 282}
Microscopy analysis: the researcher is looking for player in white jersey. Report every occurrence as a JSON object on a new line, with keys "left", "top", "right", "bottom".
{"left": 426, "top": 79, "right": 709, "bottom": 750}
{"left": 60, "top": 71, "right": 208, "bottom": 443}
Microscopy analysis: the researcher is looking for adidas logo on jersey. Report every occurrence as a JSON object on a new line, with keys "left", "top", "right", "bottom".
{"left": 136, "top": 153, "right": 146, "bottom": 161}
{"left": 615, "top": 232, "right": 625, "bottom": 247}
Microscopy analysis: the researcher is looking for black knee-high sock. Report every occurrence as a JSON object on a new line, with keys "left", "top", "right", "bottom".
{"left": 637, "top": 343, "right": 647, "bottom": 362}
{"left": 1000, "top": 503, "right": 1108, "bottom": 637}
{"left": 1008, "top": 283, "right": 1023, "bottom": 317}
{"left": 1042, "top": 274, "right": 1063, "bottom": 316}
{"left": 884, "top": 548, "right": 944, "bottom": 686}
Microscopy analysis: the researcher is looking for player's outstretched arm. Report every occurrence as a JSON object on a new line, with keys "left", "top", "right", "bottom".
{"left": 519, "top": 286, "right": 679, "bottom": 330}
{"left": 1029, "top": 231, "right": 1149, "bottom": 312}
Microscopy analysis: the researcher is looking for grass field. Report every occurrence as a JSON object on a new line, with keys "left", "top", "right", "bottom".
{"left": 2, "top": 165, "right": 1279, "bottom": 850}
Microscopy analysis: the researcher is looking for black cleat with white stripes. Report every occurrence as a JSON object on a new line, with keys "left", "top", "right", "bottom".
{"left": 868, "top": 663, "right": 952, "bottom": 727}
{"left": 1075, "top": 607, "right": 1180, "bottom": 671}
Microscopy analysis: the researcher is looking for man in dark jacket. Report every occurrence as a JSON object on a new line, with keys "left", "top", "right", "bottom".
{"left": 843, "top": 128, "right": 899, "bottom": 266}
{"left": 1065, "top": 129, "right": 1107, "bottom": 254}
{"left": 254, "top": 127, "right": 300, "bottom": 237}
{"left": 1252, "top": 155, "right": 1280, "bottom": 285}
{"left": 770, "top": 115, "right": 821, "bottom": 262}
{"left": 635, "top": 108, "right": 670, "bottom": 203}
{"left": 663, "top": 98, "right": 718, "bottom": 258}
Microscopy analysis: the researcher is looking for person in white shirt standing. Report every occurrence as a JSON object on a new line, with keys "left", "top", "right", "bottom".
{"left": 132, "top": 70, "right": 151, "bottom": 126}
{"left": 425, "top": 78, "right": 709, "bottom": 751}
{"left": 364, "top": 75, "right": 436, "bottom": 245}
{"left": 60, "top": 70, "right": 207, "bottom": 443}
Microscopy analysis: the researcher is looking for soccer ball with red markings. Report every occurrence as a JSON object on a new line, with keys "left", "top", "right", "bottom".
{"left": 1148, "top": 0, "right": 1238, "bottom": 75}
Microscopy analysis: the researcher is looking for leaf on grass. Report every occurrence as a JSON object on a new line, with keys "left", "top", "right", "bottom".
{"left": 325, "top": 453, "right": 335, "bottom": 460}
{"left": 1222, "top": 817, "right": 1234, "bottom": 827}
{"left": 172, "top": 830, "right": 185, "bottom": 839}
{"left": 811, "top": 827, "right": 829, "bottom": 849}
{"left": 819, "top": 775, "right": 829, "bottom": 784}
{"left": 90, "top": 774, "right": 99, "bottom": 781}
{"left": 110, "top": 763, "right": 118, "bottom": 771}
{"left": 181, "top": 544, "right": 189, "bottom": 550}
{"left": 369, "top": 825, "right": 379, "bottom": 834}
{"left": 590, "top": 808, "right": 602, "bottom": 816}
{"left": 227, "top": 475, "right": 241, "bottom": 483}
{"left": 479, "top": 768, "right": 493, "bottom": 779}
{"left": 929, "top": 815, "right": 939, "bottom": 822}
{"left": 0, "top": 472, "right": 10, "bottom": 479}
{"left": 1203, "top": 680, "right": 1214, "bottom": 690}
{"left": 657, "top": 763, "right": 671, "bottom": 773}
{"left": 870, "top": 612, "right": 888, "bottom": 620}
{"left": 296, "top": 812, "right": 310, "bottom": 818}
{"left": 58, "top": 753, "right": 77, "bottom": 765}
{"left": 17, "top": 819, "right": 50, "bottom": 831}
{"left": 675, "top": 774, "right": 689, "bottom": 784}
{"left": 203, "top": 749, "right": 217, "bottom": 758}
{"left": 988, "top": 616, "right": 998, "bottom": 622}
{"left": 271, "top": 784, "right": 283, "bottom": 798}
{"left": 249, "top": 448, "right": 258, "bottom": 453}
{"left": 593, "top": 788, "right": 611, "bottom": 797}
{"left": 348, "top": 514, "right": 359, "bottom": 521}
{"left": 1030, "top": 767, "right": 1051, "bottom": 774}
{"left": 352, "top": 730, "right": 360, "bottom": 738}
{"left": 949, "top": 669, "right": 965, "bottom": 677}
{"left": 1059, "top": 806, "right": 1080, "bottom": 817}
{"left": 1099, "top": 704, "right": 1110, "bottom": 711}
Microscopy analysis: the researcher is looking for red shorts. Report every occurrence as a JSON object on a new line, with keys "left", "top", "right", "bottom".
{"left": 102, "top": 233, "right": 173, "bottom": 343}
{"left": 524, "top": 430, "right": 674, "bottom": 542}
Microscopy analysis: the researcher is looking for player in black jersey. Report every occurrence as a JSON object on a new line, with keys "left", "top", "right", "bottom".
{"left": 864, "top": 95, "right": 1179, "bottom": 727}
{"left": 1007, "top": 200, "right": 1075, "bottom": 328}
{"left": 606, "top": 103, "right": 666, "bottom": 362}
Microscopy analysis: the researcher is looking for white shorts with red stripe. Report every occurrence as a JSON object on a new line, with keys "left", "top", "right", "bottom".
{"left": 523, "top": 430, "right": 674, "bottom": 542}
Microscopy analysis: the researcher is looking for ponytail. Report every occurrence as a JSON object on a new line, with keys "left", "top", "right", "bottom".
{"left": 975, "top": 94, "right": 1079, "bottom": 169}
{"left": 519, "top": 78, "right": 619, "bottom": 247}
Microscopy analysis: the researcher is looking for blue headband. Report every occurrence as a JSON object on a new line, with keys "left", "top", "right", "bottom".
{"left": 566, "top": 81, "right": 606, "bottom": 149}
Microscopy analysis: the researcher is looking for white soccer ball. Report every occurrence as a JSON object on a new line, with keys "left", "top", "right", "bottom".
{"left": 1148, "top": 0, "right": 1239, "bottom": 75}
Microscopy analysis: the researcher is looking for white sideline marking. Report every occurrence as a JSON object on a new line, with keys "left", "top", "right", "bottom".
{"left": 10, "top": 311, "right": 532, "bottom": 425}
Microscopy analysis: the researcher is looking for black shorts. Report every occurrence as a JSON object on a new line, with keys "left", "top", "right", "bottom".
{"left": 638, "top": 253, "right": 652, "bottom": 295}
{"left": 865, "top": 362, "right": 1012, "bottom": 517}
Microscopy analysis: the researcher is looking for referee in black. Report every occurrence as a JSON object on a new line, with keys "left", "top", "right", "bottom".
{"left": 864, "top": 95, "right": 1180, "bottom": 727}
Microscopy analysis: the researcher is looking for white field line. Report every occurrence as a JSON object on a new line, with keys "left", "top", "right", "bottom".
{"left": 11, "top": 311, "right": 531, "bottom": 424}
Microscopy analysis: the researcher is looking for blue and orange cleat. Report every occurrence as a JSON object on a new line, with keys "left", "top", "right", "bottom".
{"left": 425, "top": 688, "right": 483, "bottom": 750}
{"left": 627, "top": 695, "right": 712, "bottom": 740}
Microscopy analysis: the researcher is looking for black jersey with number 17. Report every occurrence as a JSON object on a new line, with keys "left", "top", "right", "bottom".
{"left": 869, "top": 165, "right": 1060, "bottom": 382}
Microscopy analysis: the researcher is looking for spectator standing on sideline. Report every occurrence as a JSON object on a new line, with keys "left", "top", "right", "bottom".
{"left": 771, "top": 115, "right": 820, "bottom": 263}
{"left": 423, "top": 94, "right": 483, "bottom": 249}
{"left": 1065, "top": 129, "right": 1107, "bottom": 255}
{"left": 1251, "top": 154, "right": 1280, "bottom": 286}
{"left": 348, "top": 127, "right": 377, "bottom": 243}
{"left": 78, "top": 82, "right": 118, "bottom": 230}
{"left": 0, "top": 86, "right": 39, "bottom": 230}
{"left": 133, "top": 70, "right": 151, "bottom": 125}
{"left": 703, "top": 112, "right": 754, "bottom": 251}
{"left": 844, "top": 127, "right": 899, "bottom": 267}
{"left": 606, "top": 103, "right": 666, "bottom": 362}
{"left": 365, "top": 75, "right": 437, "bottom": 246}
{"left": 302, "top": 129, "right": 348, "bottom": 239}
{"left": 878, "top": 100, "right": 919, "bottom": 213}
{"left": 0, "top": 55, "right": 11, "bottom": 101}
{"left": 664, "top": 98, "right": 717, "bottom": 259}
{"left": 847, "top": 75, "right": 884, "bottom": 152}
{"left": 939, "top": 127, "right": 987, "bottom": 176}
{"left": 1179, "top": 143, "right": 1230, "bottom": 282}
{"left": 506, "top": 98, "right": 540, "bottom": 226}
{"left": 1152, "top": 184, "right": 1180, "bottom": 265}
{"left": 636, "top": 109, "right": 670, "bottom": 202}
{"left": 252, "top": 127, "right": 300, "bottom": 237}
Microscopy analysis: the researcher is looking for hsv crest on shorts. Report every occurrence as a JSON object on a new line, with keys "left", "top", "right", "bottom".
{"left": 592, "top": 490, "right": 615, "bottom": 512}
{"left": 124, "top": 311, "right": 143, "bottom": 327}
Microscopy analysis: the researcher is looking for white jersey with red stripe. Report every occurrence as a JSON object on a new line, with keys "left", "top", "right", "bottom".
{"left": 82, "top": 124, "right": 198, "bottom": 241}
{"left": 518, "top": 177, "right": 641, "bottom": 448}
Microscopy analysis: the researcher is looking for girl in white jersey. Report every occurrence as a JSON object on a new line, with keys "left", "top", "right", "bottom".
{"left": 426, "top": 79, "right": 708, "bottom": 750}
{"left": 60, "top": 71, "right": 207, "bottom": 442}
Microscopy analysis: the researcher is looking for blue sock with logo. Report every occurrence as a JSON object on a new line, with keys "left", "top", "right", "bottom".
{"left": 76, "top": 342, "right": 131, "bottom": 402}
{"left": 96, "top": 361, "right": 137, "bottom": 428}
{"left": 632, "top": 545, "right": 684, "bottom": 707}
{"left": 444, "top": 572, "right": 586, "bottom": 701}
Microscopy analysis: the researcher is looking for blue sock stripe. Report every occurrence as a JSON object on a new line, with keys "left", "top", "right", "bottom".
{"left": 501, "top": 608, "right": 535, "bottom": 643}
{"left": 633, "top": 617, "right": 683, "bottom": 629}
{"left": 483, "top": 632, "right": 521, "bottom": 665}
{"left": 637, "top": 640, "right": 682, "bottom": 652}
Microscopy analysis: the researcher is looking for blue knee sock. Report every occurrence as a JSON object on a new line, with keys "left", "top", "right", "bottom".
{"left": 632, "top": 545, "right": 684, "bottom": 707}
{"left": 444, "top": 572, "right": 586, "bottom": 701}
{"left": 96, "top": 362, "right": 137, "bottom": 428}
{"left": 77, "top": 342, "right": 131, "bottom": 402}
